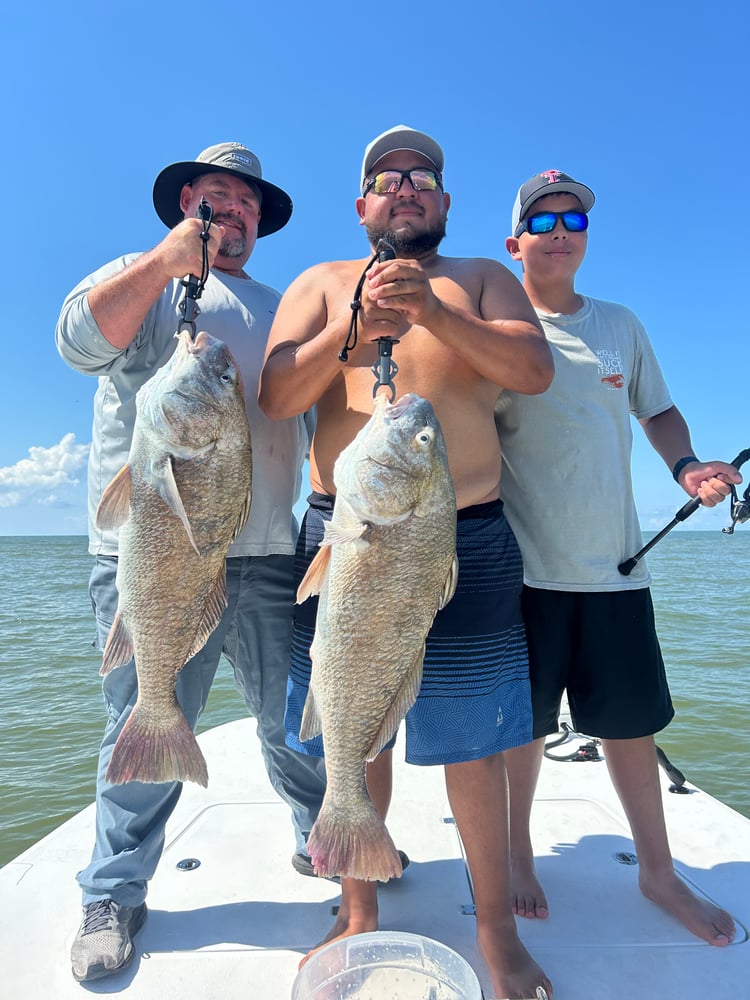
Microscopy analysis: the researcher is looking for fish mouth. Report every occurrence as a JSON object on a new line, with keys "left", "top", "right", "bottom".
{"left": 383, "top": 393, "right": 420, "bottom": 420}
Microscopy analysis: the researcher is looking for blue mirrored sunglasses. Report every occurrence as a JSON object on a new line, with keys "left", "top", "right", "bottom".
{"left": 363, "top": 168, "right": 443, "bottom": 196}
{"left": 515, "top": 210, "right": 589, "bottom": 237}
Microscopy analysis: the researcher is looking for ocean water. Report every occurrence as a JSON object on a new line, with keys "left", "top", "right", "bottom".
{"left": 0, "top": 531, "right": 748, "bottom": 869}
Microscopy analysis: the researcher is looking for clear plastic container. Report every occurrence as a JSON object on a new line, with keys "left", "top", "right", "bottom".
{"left": 291, "top": 930, "right": 482, "bottom": 1000}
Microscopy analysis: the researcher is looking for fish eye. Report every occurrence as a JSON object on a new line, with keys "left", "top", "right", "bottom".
{"left": 415, "top": 428, "right": 433, "bottom": 446}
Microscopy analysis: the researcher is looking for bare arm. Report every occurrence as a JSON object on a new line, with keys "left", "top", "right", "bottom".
{"left": 259, "top": 262, "right": 397, "bottom": 419}
{"left": 365, "top": 256, "right": 553, "bottom": 394}
{"left": 640, "top": 405, "right": 742, "bottom": 507}
{"left": 88, "top": 218, "right": 225, "bottom": 349}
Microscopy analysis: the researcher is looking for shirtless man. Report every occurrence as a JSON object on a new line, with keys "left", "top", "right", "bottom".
{"left": 259, "top": 125, "right": 555, "bottom": 1000}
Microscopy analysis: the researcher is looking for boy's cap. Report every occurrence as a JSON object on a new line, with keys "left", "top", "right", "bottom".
{"left": 153, "top": 142, "right": 293, "bottom": 237}
{"left": 511, "top": 170, "right": 595, "bottom": 234}
{"left": 361, "top": 125, "right": 444, "bottom": 191}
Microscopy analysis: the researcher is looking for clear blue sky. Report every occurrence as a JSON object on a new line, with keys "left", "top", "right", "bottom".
{"left": 1, "top": 1, "right": 747, "bottom": 536}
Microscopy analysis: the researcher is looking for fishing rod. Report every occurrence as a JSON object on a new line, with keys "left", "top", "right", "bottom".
{"left": 339, "top": 239, "right": 401, "bottom": 401}
{"left": 618, "top": 447, "right": 750, "bottom": 575}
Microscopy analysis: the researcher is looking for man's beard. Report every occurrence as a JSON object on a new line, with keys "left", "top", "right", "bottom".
{"left": 215, "top": 215, "right": 247, "bottom": 258}
{"left": 219, "top": 236, "right": 246, "bottom": 258}
{"left": 365, "top": 218, "right": 446, "bottom": 256}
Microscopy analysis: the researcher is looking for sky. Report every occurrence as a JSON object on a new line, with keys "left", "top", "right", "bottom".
{"left": 1, "top": 1, "right": 747, "bottom": 538}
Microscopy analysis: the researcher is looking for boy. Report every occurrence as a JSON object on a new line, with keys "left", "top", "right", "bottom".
{"left": 496, "top": 169, "right": 740, "bottom": 946}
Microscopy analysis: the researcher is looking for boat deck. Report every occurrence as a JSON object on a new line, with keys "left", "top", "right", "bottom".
{"left": 1, "top": 719, "right": 748, "bottom": 998}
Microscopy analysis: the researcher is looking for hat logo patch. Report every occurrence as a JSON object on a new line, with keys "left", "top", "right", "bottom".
{"left": 540, "top": 170, "right": 563, "bottom": 185}
{"left": 227, "top": 152, "right": 255, "bottom": 169}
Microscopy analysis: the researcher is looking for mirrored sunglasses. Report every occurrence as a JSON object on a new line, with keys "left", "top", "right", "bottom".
{"left": 363, "top": 168, "right": 442, "bottom": 196}
{"left": 515, "top": 210, "right": 589, "bottom": 237}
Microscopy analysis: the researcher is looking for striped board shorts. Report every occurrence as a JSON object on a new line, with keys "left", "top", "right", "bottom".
{"left": 285, "top": 494, "right": 533, "bottom": 766}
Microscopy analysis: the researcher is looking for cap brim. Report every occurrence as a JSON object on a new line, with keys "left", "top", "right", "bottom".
{"left": 152, "top": 162, "right": 293, "bottom": 237}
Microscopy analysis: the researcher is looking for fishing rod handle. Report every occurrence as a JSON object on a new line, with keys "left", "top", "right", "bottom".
{"left": 674, "top": 496, "right": 702, "bottom": 521}
{"left": 617, "top": 555, "right": 639, "bottom": 576}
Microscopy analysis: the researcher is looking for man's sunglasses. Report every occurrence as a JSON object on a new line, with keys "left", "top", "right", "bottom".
{"left": 515, "top": 210, "right": 589, "bottom": 237}
{"left": 363, "top": 168, "right": 443, "bottom": 196}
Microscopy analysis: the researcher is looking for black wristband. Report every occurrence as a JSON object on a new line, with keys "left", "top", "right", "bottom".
{"left": 672, "top": 455, "right": 699, "bottom": 482}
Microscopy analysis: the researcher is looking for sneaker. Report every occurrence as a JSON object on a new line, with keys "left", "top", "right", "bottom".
{"left": 70, "top": 899, "right": 148, "bottom": 982}
{"left": 292, "top": 849, "right": 410, "bottom": 883}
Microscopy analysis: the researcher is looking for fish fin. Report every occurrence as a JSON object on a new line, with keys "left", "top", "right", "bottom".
{"left": 184, "top": 571, "right": 229, "bottom": 664}
{"left": 232, "top": 485, "right": 253, "bottom": 542}
{"left": 105, "top": 699, "right": 208, "bottom": 787}
{"left": 95, "top": 465, "right": 132, "bottom": 531}
{"left": 99, "top": 612, "right": 134, "bottom": 674}
{"left": 296, "top": 545, "right": 332, "bottom": 603}
{"left": 149, "top": 456, "right": 200, "bottom": 555}
{"left": 366, "top": 648, "right": 424, "bottom": 760}
{"left": 299, "top": 687, "right": 323, "bottom": 742}
{"left": 320, "top": 521, "right": 367, "bottom": 546}
{"left": 307, "top": 797, "right": 402, "bottom": 882}
{"left": 439, "top": 555, "right": 459, "bottom": 610}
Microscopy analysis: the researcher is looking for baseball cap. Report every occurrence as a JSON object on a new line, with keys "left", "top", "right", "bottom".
{"left": 361, "top": 125, "right": 444, "bottom": 192}
{"left": 511, "top": 170, "right": 595, "bottom": 235}
{"left": 153, "top": 142, "right": 293, "bottom": 237}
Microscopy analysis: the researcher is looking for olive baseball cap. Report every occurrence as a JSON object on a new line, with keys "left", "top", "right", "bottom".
{"left": 361, "top": 125, "right": 444, "bottom": 192}
{"left": 153, "top": 142, "right": 293, "bottom": 237}
{"left": 511, "top": 170, "right": 595, "bottom": 236}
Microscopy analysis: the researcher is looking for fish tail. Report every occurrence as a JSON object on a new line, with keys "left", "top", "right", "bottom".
{"left": 307, "top": 801, "right": 403, "bottom": 882}
{"left": 105, "top": 703, "right": 208, "bottom": 787}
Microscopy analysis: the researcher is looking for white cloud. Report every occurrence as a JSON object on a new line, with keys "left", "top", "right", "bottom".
{"left": 0, "top": 434, "right": 90, "bottom": 508}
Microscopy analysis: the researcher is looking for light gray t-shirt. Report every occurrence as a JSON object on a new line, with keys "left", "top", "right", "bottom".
{"left": 495, "top": 295, "right": 672, "bottom": 591}
{"left": 56, "top": 255, "right": 310, "bottom": 558}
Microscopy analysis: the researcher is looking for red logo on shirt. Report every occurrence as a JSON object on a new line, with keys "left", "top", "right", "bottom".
{"left": 601, "top": 374, "right": 625, "bottom": 389}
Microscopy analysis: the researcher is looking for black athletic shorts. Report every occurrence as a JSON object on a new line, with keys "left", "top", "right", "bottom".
{"left": 521, "top": 586, "right": 675, "bottom": 740}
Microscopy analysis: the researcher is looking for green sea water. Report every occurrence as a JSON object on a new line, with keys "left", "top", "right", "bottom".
{"left": 0, "top": 531, "right": 748, "bottom": 868}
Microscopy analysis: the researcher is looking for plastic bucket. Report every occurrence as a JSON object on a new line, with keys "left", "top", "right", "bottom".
{"left": 291, "top": 930, "right": 482, "bottom": 1000}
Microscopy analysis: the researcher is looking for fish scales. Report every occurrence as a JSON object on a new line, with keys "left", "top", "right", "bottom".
{"left": 97, "top": 330, "right": 252, "bottom": 787}
{"left": 299, "top": 392, "right": 458, "bottom": 880}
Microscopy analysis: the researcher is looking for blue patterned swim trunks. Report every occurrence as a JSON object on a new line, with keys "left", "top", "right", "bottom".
{"left": 286, "top": 494, "right": 533, "bottom": 765}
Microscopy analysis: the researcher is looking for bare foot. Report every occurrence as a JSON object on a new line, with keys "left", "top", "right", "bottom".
{"left": 477, "top": 916, "right": 553, "bottom": 999}
{"left": 298, "top": 884, "right": 379, "bottom": 971}
{"left": 511, "top": 856, "right": 549, "bottom": 919}
{"left": 640, "top": 870, "right": 736, "bottom": 946}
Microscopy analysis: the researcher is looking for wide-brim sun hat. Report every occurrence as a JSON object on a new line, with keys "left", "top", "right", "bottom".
{"left": 153, "top": 142, "right": 293, "bottom": 237}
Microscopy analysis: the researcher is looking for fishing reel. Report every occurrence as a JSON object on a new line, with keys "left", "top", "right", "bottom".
{"left": 721, "top": 446, "right": 750, "bottom": 534}
{"left": 722, "top": 481, "right": 750, "bottom": 534}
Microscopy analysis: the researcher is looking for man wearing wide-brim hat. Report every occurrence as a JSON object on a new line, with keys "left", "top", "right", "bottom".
{"left": 56, "top": 143, "right": 327, "bottom": 984}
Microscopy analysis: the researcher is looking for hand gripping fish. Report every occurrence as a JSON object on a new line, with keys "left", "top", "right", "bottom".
{"left": 298, "top": 393, "right": 458, "bottom": 880}
{"left": 96, "top": 330, "right": 252, "bottom": 786}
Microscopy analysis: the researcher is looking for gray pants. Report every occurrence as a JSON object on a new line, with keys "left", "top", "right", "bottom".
{"left": 77, "top": 554, "right": 326, "bottom": 906}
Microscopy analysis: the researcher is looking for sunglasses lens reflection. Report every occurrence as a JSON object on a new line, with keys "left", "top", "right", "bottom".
{"left": 527, "top": 213, "right": 557, "bottom": 234}
{"left": 562, "top": 211, "right": 588, "bottom": 231}
{"left": 409, "top": 169, "right": 440, "bottom": 191}
{"left": 373, "top": 171, "right": 403, "bottom": 194}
